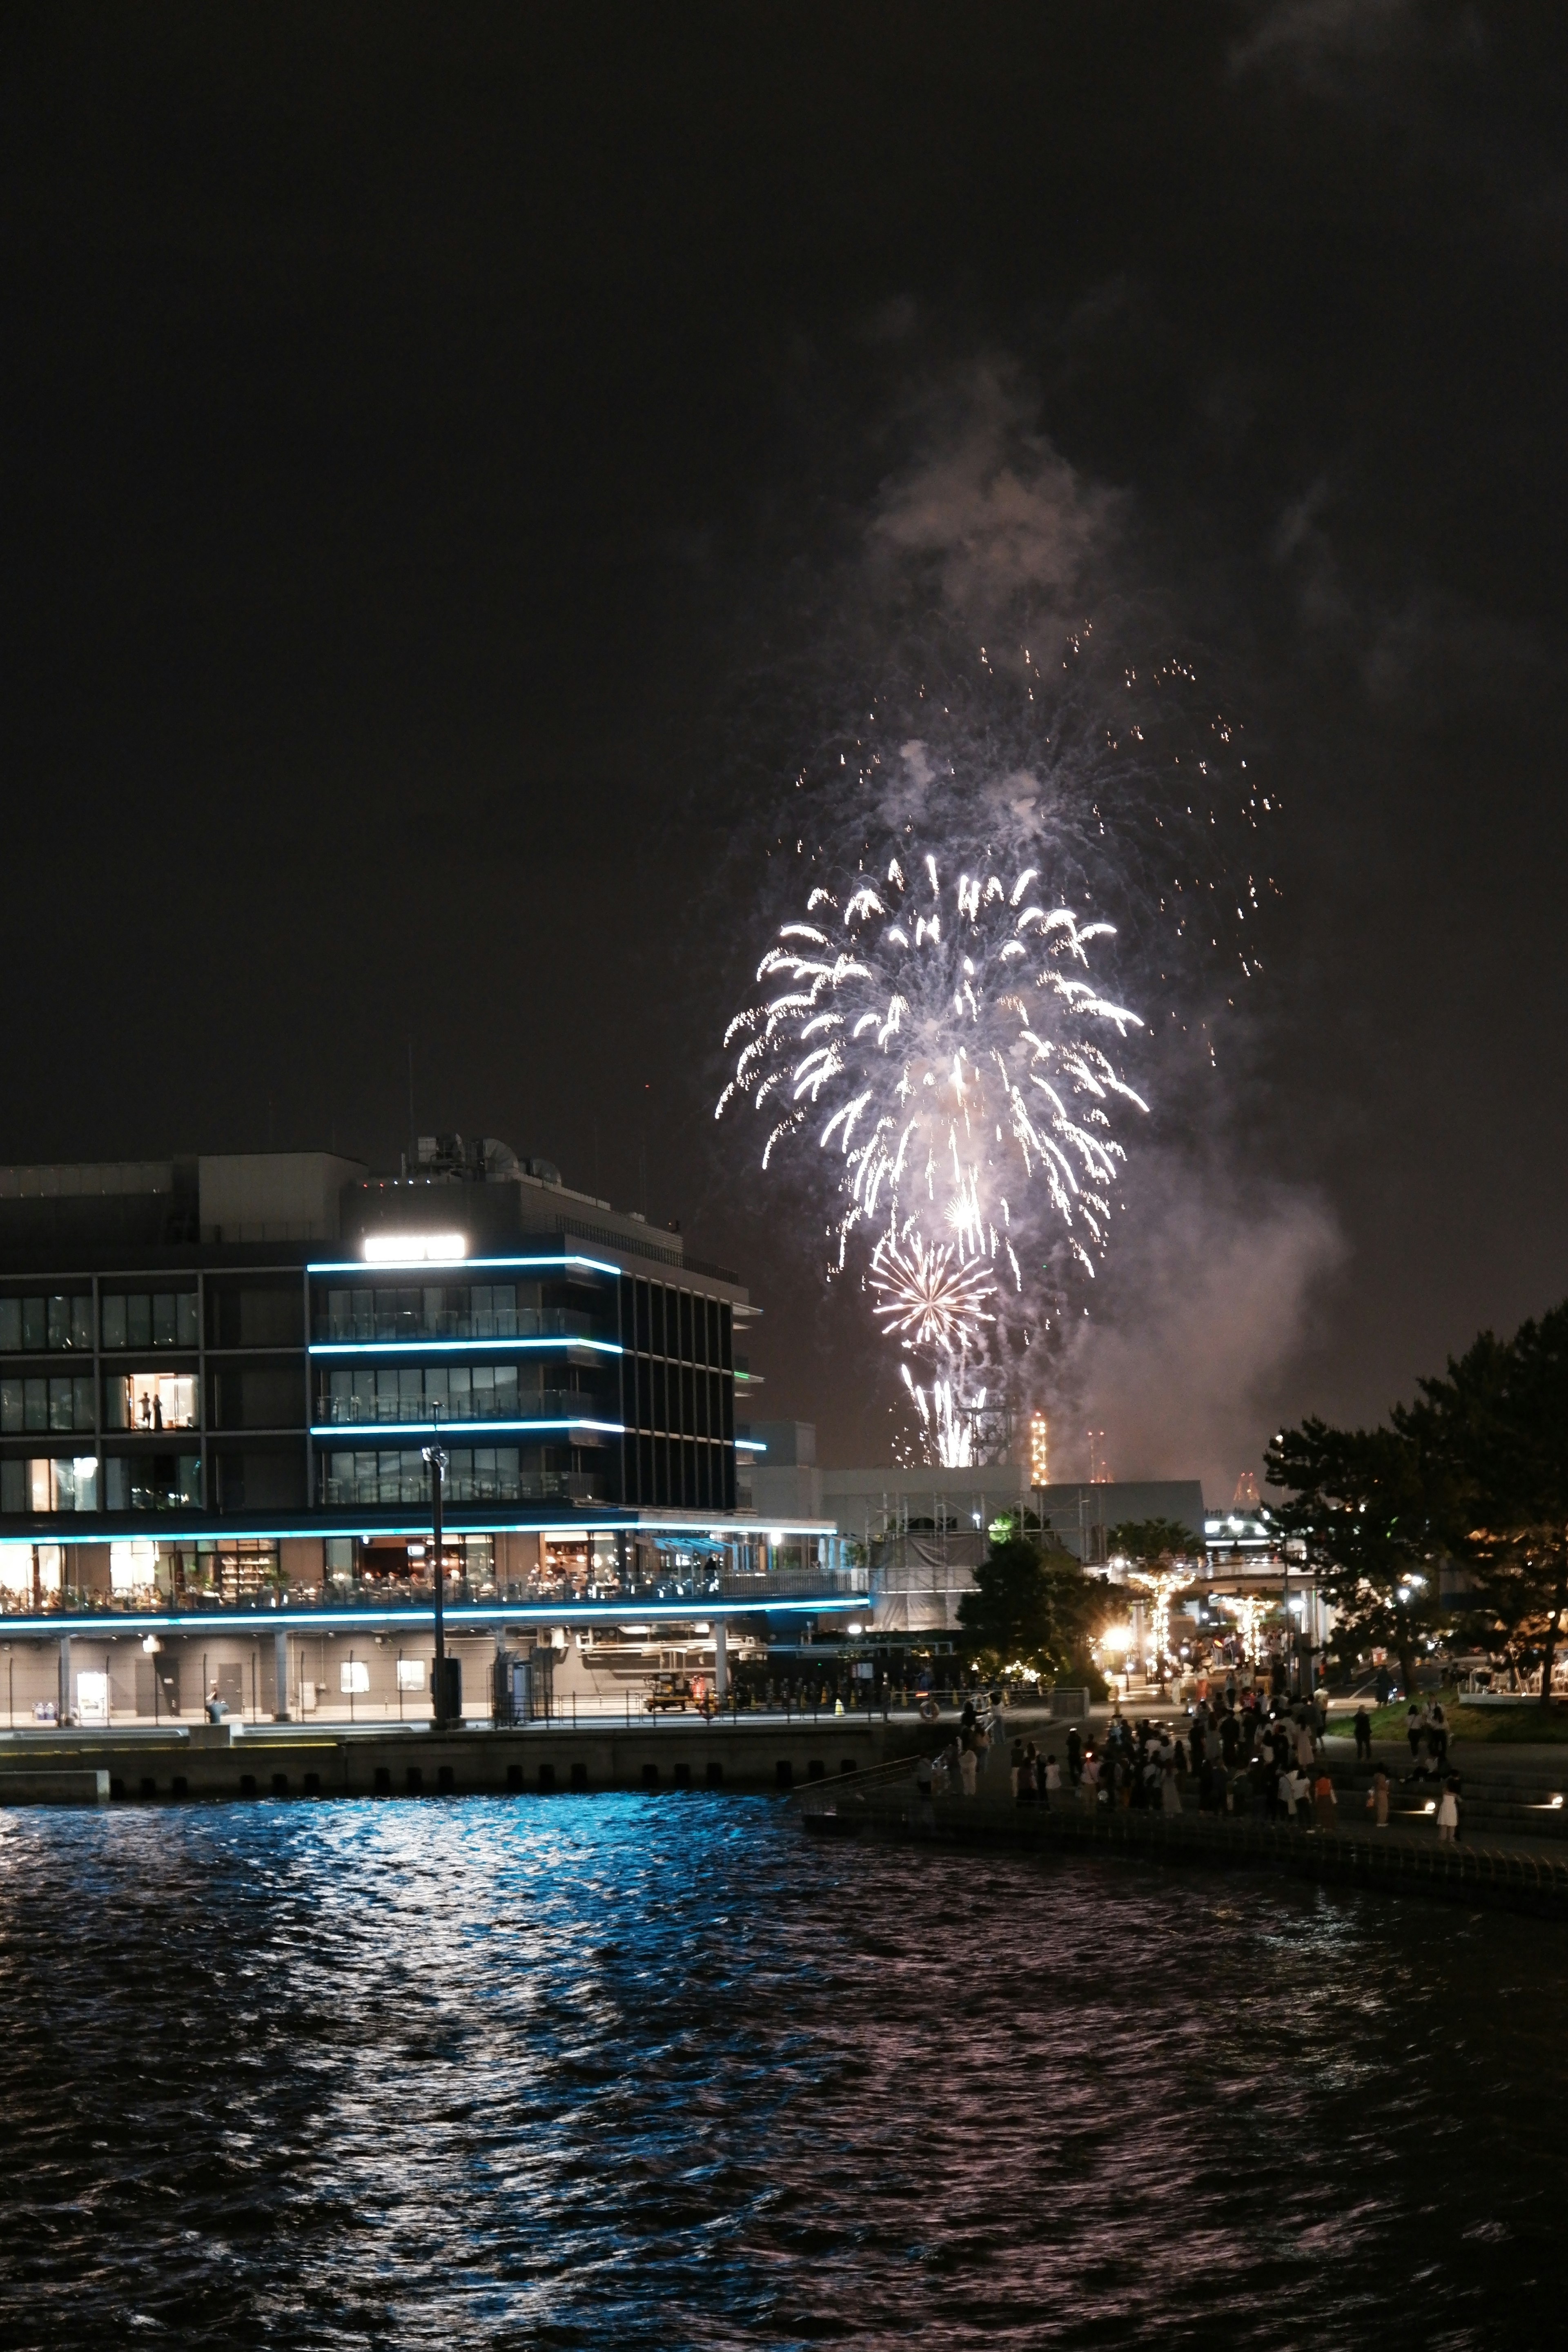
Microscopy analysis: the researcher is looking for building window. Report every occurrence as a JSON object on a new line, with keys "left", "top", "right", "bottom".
{"left": 320, "top": 1363, "right": 529, "bottom": 1424}
{"left": 104, "top": 1454, "right": 200, "bottom": 1512}
{"left": 0, "top": 1456, "right": 99, "bottom": 1512}
{"left": 109, "top": 1540, "right": 160, "bottom": 1594}
{"left": 100, "top": 1293, "right": 198, "bottom": 1350}
{"left": 0, "top": 1296, "right": 94, "bottom": 1351}
{"left": 320, "top": 1445, "right": 527, "bottom": 1506}
{"left": 317, "top": 1284, "right": 595, "bottom": 1345}
{"left": 104, "top": 1372, "right": 198, "bottom": 1432}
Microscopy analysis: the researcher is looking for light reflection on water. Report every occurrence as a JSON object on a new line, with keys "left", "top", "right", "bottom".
{"left": 0, "top": 1793, "right": 1562, "bottom": 2348}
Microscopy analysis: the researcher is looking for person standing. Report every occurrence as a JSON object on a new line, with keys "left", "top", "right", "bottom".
{"left": 1437, "top": 1778, "right": 1459, "bottom": 1844}
{"left": 1353, "top": 1706, "right": 1373, "bottom": 1765}
{"left": 1312, "top": 1770, "right": 1338, "bottom": 1832}
{"left": 1010, "top": 1738, "right": 1025, "bottom": 1800}
{"left": 1369, "top": 1767, "right": 1390, "bottom": 1827}
{"left": 1043, "top": 1753, "right": 1061, "bottom": 1806}
{"left": 959, "top": 1742, "right": 978, "bottom": 1798}
{"left": 1065, "top": 1724, "right": 1083, "bottom": 1787}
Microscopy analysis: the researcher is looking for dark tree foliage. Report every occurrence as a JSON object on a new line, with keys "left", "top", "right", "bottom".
{"left": 1104, "top": 1519, "right": 1203, "bottom": 1567}
{"left": 956, "top": 1532, "right": 1109, "bottom": 1683}
{"left": 1408, "top": 1305, "right": 1568, "bottom": 1708}
{"left": 1264, "top": 1419, "right": 1444, "bottom": 1702}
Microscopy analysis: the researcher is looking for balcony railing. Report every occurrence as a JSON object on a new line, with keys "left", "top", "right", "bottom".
{"left": 0, "top": 1554, "right": 865, "bottom": 1618}
{"left": 314, "top": 1390, "right": 608, "bottom": 1428}
{"left": 313, "top": 1307, "right": 599, "bottom": 1345}
{"left": 318, "top": 1469, "right": 600, "bottom": 1508}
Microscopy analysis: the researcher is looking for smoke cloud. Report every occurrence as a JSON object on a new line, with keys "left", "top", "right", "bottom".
{"left": 868, "top": 364, "right": 1117, "bottom": 632}
{"left": 1060, "top": 1149, "right": 1346, "bottom": 1505}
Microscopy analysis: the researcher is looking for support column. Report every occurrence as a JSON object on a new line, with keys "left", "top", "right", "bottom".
{"left": 713, "top": 1618, "right": 728, "bottom": 1703}
{"left": 273, "top": 1626, "right": 290, "bottom": 1722}
{"left": 57, "top": 1634, "right": 71, "bottom": 1726}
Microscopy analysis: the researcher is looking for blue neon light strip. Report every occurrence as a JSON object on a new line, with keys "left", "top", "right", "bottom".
{"left": 12, "top": 1593, "right": 866, "bottom": 1637}
{"left": 309, "top": 1419, "right": 626, "bottom": 1441}
{"left": 309, "top": 1337, "right": 623, "bottom": 1357}
{"left": 307, "top": 1253, "right": 623, "bottom": 1278}
{"left": 734, "top": 1439, "right": 767, "bottom": 1453}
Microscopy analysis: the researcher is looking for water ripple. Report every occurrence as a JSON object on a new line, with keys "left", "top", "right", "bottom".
{"left": 0, "top": 1796, "right": 1561, "bottom": 2348}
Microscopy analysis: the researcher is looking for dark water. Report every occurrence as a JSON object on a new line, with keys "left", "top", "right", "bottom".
{"left": 0, "top": 1797, "right": 1563, "bottom": 2350}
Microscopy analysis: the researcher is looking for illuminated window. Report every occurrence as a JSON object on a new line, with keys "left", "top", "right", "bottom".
{"left": 110, "top": 1540, "right": 160, "bottom": 1593}
{"left": 105, "top": 1373, "right": 198, "bottom": 1432}
{"left": 339, "top": 1660, "right": 370, "bottom": 1694}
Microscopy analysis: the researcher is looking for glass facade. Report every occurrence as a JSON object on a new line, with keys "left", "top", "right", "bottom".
{"left": 316, "top": 1284, "right": 591, "bottom": 1344}
{"left": 0, "top": 1242, "right": 746, "bottom": 1532}
{"left": 617, "top": 1273, "right": 735, "bottom": 1511}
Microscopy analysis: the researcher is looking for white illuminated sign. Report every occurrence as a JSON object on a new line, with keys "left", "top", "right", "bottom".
{"left": 363, "top": 1234, "right": 468, "bottom": 1263}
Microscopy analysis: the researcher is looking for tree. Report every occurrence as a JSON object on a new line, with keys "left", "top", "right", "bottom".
{"left": 957, "top": 1532, "right": 1110, "bottom": 1682}
{"left": 1410, "top": 1306, "right": 1568, "bottom": 1708}
{"left": 1264, "top": 1419, "right": 1445, "bottom": 1700}
{"left": 1105, "top": 1518, "right": 1203, "bottom": 1568}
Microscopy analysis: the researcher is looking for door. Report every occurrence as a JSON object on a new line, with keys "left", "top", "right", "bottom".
{"left": 134, "top": 1656, "right": 182, "bottom": 1717}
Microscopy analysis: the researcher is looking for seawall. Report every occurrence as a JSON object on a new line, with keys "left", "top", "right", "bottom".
{"left": 0, "top": 1717, "right": 924, "bottom": 1803}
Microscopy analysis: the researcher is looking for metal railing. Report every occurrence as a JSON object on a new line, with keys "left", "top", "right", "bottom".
{"left": 314, "top": 1389, "right": 605, "bottom": 1428}
{"left": 314, "top": 1307, "right": 599, "bottom": 1345}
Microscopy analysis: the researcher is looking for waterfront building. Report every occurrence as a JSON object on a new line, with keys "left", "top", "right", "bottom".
{"left": 0, "top": 1142, "right": 849, "bottom": 1723}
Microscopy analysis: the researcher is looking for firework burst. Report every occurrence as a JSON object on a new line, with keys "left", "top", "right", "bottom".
{"left": 718, "top": 850, "right": 1146, "bottom": 1288}
{"left": 869, "top": 1228, "right": 996, "bottom": 1350}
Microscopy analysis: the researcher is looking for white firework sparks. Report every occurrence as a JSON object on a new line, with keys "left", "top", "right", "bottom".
{"left": 900, "top": 1364, "right": 982, "bottom": 1471}
{"left": 719, "top": 848, "right": 1148, "bottom": 1468}
{"left": 869, "top": 1228, "right": 996, "bottom": 1351}
{"left": 719, "top": 852, "right": 1146, "bottom": 1287}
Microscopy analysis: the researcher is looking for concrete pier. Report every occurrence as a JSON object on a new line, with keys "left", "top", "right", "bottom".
{"left": 0, "top": 1716, "right": 922, "bottom": 1804}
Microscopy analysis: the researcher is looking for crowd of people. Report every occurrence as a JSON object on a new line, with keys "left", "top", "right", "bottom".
{"left": 914, "top": 1684, "right": 1462, "bottom": 1837}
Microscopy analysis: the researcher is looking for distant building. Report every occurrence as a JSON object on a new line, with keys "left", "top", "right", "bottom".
{"left": 816, "top": 1457, "right": 1208, "bottom": 1632}
{"left": 744, "top": 1420, "right": 822, "bottom": 1524}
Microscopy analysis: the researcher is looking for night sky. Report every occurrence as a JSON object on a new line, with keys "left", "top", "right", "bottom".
{"left": 3, "top": 4, "right": 1564, "bottom": 1492}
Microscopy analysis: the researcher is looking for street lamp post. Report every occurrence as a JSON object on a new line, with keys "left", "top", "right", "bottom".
{"left": 423, "top": 1439, "right": 450, "bottom": 1732}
